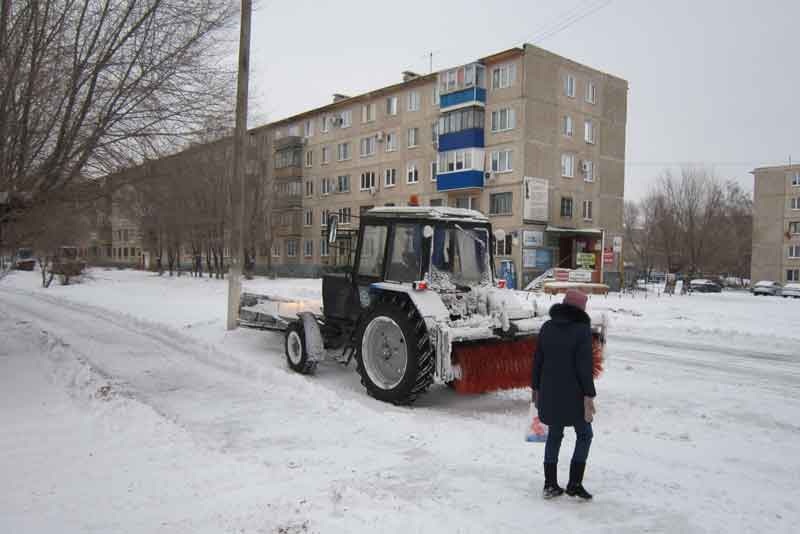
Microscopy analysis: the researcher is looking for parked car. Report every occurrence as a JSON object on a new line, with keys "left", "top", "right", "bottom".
{"left": 782, "top": 283, "right": 800, "bottom": 299}
{"left": 690, "top": 279, "right": 722, "bottom": 293}
{"left": 751, "top": 281, "right": 782, "bottom": 296}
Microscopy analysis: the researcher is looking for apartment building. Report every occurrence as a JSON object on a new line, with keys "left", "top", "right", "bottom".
{"left": 751, "top": 164, "right": 800, "bottom": 284}
{"left": 253, "top": 43, "right": 628, "bottom": 287}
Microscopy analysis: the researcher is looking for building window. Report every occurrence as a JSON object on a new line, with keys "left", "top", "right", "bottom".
{"left": 562, "top": 115, "right": 573, "bottom": 137}
{"left": 788, "top": 269, "right": 800, "bottom": 282}
{"left": 407, "top": 90, "right": 420, "bottom": 112}
{"left": 360, "top": 171, "right": 376, "bottom": 191}
{"left": 305, "top": 180, "right": 314, "bottom": 197}
{"left": 583, "top": 200, "right": 593, "bottom": 220}
{"left": 495, "top": 234, "right": 513, "bottom": 256}
{"left": 562, "top": 153, "right": 575, "bottom": 178}
{"left": 583, "top": 160, "right": 594, "bottom": 182}
{"left": 791, "top": 197, "right": 800, "bottom": 210}
{"left": 430, "top": 161, "right": 437, "bottom": 181}
{"left": 491, "top": 63, "right": 517, "bottom": 89}
{"left": 586, "top": 81, "right": 597, "bottom": 104}
{"left": 564, "top": 74, "right": 576, "bottom": 97}
{"left": 337, "top": 175, "right": 350, "bottom": 193}
{"left": 429, "top": 198, "right": 445, "bottom": 207}
{"left": 788, "top": 245, "right": 800, "bottom": 259}
{"left": 338, "top": 207, "right": 352, "bottom": 225}
{"left": 304, "top": 240, "right": 313, "bottom": 258}
{"left": 321, "top": 209, "right": 330, "bottom": 227}
{"left": 438, "top": 148, "right": 482, "bottom": 174}
{"left": 793, "top": 173, "right": 800, "bottom": 187}
{"left": 491, "top": 108, "right": 516, "bottom": 132}
{"left": 790, "top": 222, "right": 800, "bottom": 234}
{"left": 384, "top": 168, "right": 397, "bottom": 187}
{"left": 321, "top": 177, "right": 333, "bottom": 195}
{"left": 337, "top": 142, "right": 350, "bottom": 161}
{"left": 360, "top": 136, "right": 376, "bottom": 157}
{"left": 584, "top": 120, "right": 596, "bottom": 144}
{"left": 432, "top": 84, "right": 439, "bottom": 107}
{"left": 438, "top": 108, "right": 485, "bottom": 135}
{"left": 321, "top": 146, "right": 330, "bottom": 164}
{"left": 386, "top": 96, "right": 398, "bottom": 116}
{"left": 361, "top": 103, "right": 376, "bottom": 123}
{"left": 305, "top": 150, "right": 313, "bottom": 167}
{"left": 272, "top": 242, "right": 281, "bottom": 257}
{"left": 320, "top": 239, "right": 330, "bottom": 257}
{"left": 560, "top": 197, "right": 573, "bottom": 218}
{"left": 303, "top": 119, "right": 313, "bottom": 137}
{"left": 455, "top": 196, "right": 479, "bottom": 211}
{"left": 304, "top": 208, "right": 313, "bottom": 227}
{"left": 286, "top": 239, "right": 298, "bottom": 258}
{"left": 320, "top": 115, "right": 329, "bottom": 133}
{"left": 489, "top": 192, "right": 513, "bottom": 215}
{"left": 407, "top": 127, "right": 419, "bottom": 148}
{"left": 288, "top": 124, "right": 300, "bottom": 136}
{"left": 385, "top": 132, "right": 397, "bottom": 152}
{"left": 491, "top": 149, "right": 513, "bottom": 173}
{"left": 407, "top": 162, "right": 419, "bottom": 184}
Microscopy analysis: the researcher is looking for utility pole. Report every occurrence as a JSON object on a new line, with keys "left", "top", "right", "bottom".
{"left": 226, "top": 0, "right": 252, "bottom": 330}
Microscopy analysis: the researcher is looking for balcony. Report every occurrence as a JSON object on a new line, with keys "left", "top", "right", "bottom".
{"left": 436, "top": 170, "right": 484, "bottom": 192}
{"left": 438, "top": 128, "right": 484, "bottom": 151}
{"left": 440, "top": 87, "right": 486, "bottom": 111}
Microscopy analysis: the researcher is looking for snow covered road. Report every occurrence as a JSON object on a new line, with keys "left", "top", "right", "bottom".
{"left": 1, "top": 271, "right": 799, "bottom": 533}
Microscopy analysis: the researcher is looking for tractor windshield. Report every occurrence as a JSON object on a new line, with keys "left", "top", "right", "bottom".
{"left": 430, "top": 225, "right": 491, "bottom": 289}
{"left": 17, "top": 248, "right": 33, "bottom": 259}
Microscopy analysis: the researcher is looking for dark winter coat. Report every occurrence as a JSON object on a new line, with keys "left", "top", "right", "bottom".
{"left": 531, "top": 303, "right": 597, "bottom": 427}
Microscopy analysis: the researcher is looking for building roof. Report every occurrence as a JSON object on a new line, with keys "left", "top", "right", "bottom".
{"left": 751, "top": 163, "right": 800, "bottom": 174}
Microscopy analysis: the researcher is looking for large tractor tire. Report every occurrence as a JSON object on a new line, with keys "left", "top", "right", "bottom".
{"left": 356, "top": 293, "right": 434, "bottom": 405}
{"left": 284, "top": 322, "right": 317, "bottom": 375}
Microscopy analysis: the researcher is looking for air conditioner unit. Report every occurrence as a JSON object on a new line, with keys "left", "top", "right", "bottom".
{"left": 375, "top": 131, "right": 384, "bottom": 142}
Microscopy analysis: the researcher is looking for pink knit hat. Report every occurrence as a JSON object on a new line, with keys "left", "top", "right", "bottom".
{"left": 563, "top": 289, "right": 588, "bottom": 311}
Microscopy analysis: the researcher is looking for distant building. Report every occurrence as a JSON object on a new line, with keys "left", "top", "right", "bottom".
{"left": 750, "top": 164, "right": 800, "bottom": 283}
{"left": 108, "top": 43, "right": 628, "bottom": 284}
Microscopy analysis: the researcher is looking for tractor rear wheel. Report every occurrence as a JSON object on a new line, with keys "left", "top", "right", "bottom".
{"left": 356, "top": 295, "right": 433, "bottom": 405}
{"left": 285, "top": 322, "right": 317, "bottom": 375}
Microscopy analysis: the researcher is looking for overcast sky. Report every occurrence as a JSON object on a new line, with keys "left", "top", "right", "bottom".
{"left": 245, "top": 0, "right": 799, "bottom": 199}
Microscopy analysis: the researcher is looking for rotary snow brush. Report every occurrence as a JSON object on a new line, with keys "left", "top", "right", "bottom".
{"left": 451, "top": 335, "right": 605, "bottom": 395}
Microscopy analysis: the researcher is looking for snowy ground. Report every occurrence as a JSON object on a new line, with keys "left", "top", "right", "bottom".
{"left": 1, "top": 269, "right": 798, "bottom": 533}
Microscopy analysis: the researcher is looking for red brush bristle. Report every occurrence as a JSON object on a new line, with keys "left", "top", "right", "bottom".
{"left": 452, "top": 335, "right": 605, "bottom": 395}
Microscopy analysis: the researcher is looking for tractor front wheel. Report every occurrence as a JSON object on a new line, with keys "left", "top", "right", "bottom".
{"left": 356, "top": 296, "right": 433, "bottom": 405}
{"left": 285, "top": 322, "right": 317, "bottom": 375}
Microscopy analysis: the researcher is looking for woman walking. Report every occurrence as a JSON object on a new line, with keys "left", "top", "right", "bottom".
{"left": 531, "top": 289, "right": 596, "bottom": 500}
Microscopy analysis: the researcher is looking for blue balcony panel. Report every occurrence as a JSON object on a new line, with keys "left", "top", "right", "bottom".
{"left": 436, "top": 170, "right": 485, "bottom": 192}
{"left": 438, "top": 128, "right": 484, "bottom": 152}
{"left": 440, "top": 87, "right": 486, "bottom": 110}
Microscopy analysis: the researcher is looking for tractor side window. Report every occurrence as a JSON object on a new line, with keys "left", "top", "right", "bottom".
{"left": 357, "top": 225, "right": 388, "bottom": 278}
{"left": 386, "top": 224, "right": 423, "bottom": 282}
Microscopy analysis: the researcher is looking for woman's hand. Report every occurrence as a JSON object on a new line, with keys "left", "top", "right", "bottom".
{"left": 584, "top": 396, "right": 596, "bottom": 423}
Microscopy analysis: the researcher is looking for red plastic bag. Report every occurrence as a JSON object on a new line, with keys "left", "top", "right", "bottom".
{"left": 525, "top": 402, "right": 548, "bottom": 442}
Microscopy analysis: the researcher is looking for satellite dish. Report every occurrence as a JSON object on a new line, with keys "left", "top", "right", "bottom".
{"left": 494, "top": 229, "right": 506, "bottom": 241}
{"left": 423, "top": 225, "right": 434, "bottom": 238}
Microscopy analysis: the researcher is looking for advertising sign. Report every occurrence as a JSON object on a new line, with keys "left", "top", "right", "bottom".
{"left": 568, "top": 270, "right": 593, "bottom": 282}
{"left": 522, "top": 230, "right": 544, "bottom": 248}
{"left": 576, "top": 252, "right": 596, "bottom": 268}
{"left": 603, "top": 248, "right": 615, "bottom": 265}
{"left": 523, "top": 177, "right": 549, "bottom": 222}
{"left": 523, "top": 248, "right": 554, "bottom": 269}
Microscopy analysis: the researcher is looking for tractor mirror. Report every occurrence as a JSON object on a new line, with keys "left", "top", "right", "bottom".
{"left": 423, "top": 225, "right": 434, "bottom": 238}
{"left": 327, "top": 214, "right": 338, "bottom": 243}
{"left": 494, "top": 229, "right": 506, "bottom": 241}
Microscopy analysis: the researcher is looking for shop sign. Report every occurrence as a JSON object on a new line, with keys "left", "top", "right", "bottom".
{"left": 522, "top": 230, "right": 544, "bottom": 248}
{"left": 576, "top": 252, "right": 596, "bottom": 268}
{"left": 568, "top": 269, "right": 592, "bottom": 282}
{"left": 603, "top": 248, "right": 615, "bottom": 265}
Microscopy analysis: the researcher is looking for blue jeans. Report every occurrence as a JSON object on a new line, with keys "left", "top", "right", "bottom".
{"left": 544, "top": 420, "right": 593, "bottom": 464}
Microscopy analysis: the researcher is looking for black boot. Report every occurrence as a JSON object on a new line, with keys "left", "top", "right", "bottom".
{"left": 542, "top": 463, "right": 564, "bottom": 499}
{"left": 566, "top": 462, "right": 593, "bottom": 500}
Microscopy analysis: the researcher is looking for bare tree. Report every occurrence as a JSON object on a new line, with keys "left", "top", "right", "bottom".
{"left": 0, "top": 0, "right": 236, "bottom": 228}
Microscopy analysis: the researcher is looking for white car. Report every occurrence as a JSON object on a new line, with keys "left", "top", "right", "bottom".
{"left": 751, "top": 281, "right": 782, "bottom": 296}
{"left": 782, "top": 283, "right": 800, "bottom": 299}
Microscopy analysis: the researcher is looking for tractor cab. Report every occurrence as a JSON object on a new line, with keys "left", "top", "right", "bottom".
{"left": 322, "top": 206, "right": 498, "bottom": 322}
